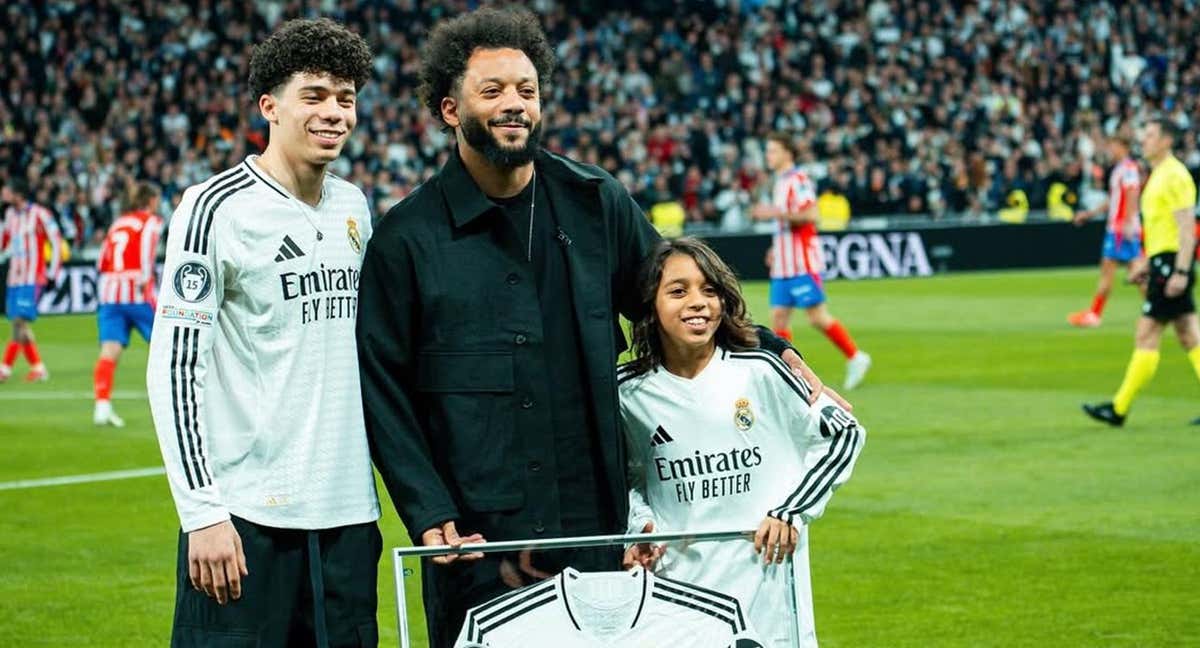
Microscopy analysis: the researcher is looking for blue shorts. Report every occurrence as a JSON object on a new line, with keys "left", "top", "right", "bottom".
{"left": 97, "top": 303, "right": 155, "bottom": 346}
{"left": 5, "top": 284, "right": 40, "bottom": 321}
{"left": 770, "top": 274, "right": 827, "bottom": 309}
{"left": 1102, "top": 232, "right": 1141, "bottom": 263}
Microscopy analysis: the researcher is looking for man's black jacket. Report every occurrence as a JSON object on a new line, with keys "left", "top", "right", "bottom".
{"left": 356, "top": 149, "right": 660, "bottom": 542}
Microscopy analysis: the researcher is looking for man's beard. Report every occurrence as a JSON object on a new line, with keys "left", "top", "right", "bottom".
{"left": 460, "top": 111, "right": 542, "bottom": 168}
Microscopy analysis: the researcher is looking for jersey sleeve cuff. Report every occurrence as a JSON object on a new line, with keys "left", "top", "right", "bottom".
{"left": 624, "top": 514, "right": 656, "bottom": 550}
{"left": 768, "top": 510, "right": 810, "bottom": 529}
{"left": 625, "top": 513, "right": 656, "bottom": 536}
{"left": 179, "top": 508, "right": 231, "bottom": 534}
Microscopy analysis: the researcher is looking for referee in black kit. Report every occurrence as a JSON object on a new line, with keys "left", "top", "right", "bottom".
{"left": 355, "top": 8, "right": 846, "bottom": 646}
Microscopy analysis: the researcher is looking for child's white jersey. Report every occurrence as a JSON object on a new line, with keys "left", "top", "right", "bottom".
{"left": 454, "top": 566, "right": 764, "bottom": 647}
{"left": 618, "top": 348, "right": 866, "bottom": 647}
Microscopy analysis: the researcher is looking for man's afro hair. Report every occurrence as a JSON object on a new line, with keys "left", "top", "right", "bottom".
{"left": 418, "top": 7, "right": 555, "bottom": 127}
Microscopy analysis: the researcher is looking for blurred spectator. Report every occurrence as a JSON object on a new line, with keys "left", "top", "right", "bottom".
{"left": 2, "top": 0, "right": 1200, "bottom": 253}
{"left": 646, "top": 173, "right": 686, "bottom": 237}
{"left": 818, "top": 184, "right": 852, "bottom": 231}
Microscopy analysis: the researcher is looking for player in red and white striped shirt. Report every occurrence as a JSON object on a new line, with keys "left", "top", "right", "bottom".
{"left": 752, "top": 132, "right": 871, "bottom": 389}
{"left": 1, "top": 177, "right": 63, "bottom": 383}
{"left": 1069, "top": 132, "right": 1144, "bottom": 328}
{"left": 92, "top": 182, "right": 164, "bottom": 426}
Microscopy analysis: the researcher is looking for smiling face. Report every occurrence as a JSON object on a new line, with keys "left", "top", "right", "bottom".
{"left": 655, "top": 253, "right": 722, "bottom": 360}
{"left": 442, "top": 47, "right": 542, "bottom": 168}
{"left": 259, "top": 71, "right": 358, "bottom": 168}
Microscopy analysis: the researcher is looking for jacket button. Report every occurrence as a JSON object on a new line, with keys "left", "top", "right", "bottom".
{"left": 506, "top": 273, "right": 520, "bottom": 285}
{"left": 521, "top": 398, "right": 535, "bottom": 409}
{"left": 533, "top": 522, "right": 545, "bottom": 534}
{"left": 514, "top": 333, "right": 527, "bottom": 345}
{"left": 528, "top": 461, "right": 541, "bottom": 472}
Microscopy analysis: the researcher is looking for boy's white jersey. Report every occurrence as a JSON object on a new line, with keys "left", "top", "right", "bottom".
{"left": 146, "top": 156, "right": 380, "bottom": 533}
{"left": 618, "top": 348, "right": 866, "bottom": 648}
{"left": 454, "top": 566, "right": 764, "bottom": 648}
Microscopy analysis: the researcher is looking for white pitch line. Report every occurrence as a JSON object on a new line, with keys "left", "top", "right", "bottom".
{"left": 0, "top": 467, "right": 165, "bottom": 491}
{"left": 0, "top": 390, "right": 147, "bottom": 401}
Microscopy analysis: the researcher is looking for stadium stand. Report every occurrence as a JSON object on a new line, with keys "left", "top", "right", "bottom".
{"left": 1, "top": 0, "right": 1199, "bottom": 250}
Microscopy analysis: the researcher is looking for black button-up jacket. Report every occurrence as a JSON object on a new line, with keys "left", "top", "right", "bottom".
{"left": 357, "top": 149, "right": 659, "bottom": 542}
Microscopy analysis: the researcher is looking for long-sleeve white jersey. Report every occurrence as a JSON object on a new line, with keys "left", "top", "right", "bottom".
{"left": 147, "top": 156, "right": 380, "bottom": 533}
{"left": 454, "top": 567, "right": 764, "bottom": 647}
{"left": 618, "top": 347, "right": 866, "bottom": 648}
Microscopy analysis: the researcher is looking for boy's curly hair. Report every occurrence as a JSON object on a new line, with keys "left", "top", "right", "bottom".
{"left": 418, "top": 7, "right": 555, "bottom": 128}
{"left": 248, "top": 18, "right": 373, "bottom": 98}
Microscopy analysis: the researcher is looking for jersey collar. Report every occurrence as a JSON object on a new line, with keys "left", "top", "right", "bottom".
{"left": 242, "top": 155, "right": 329, "bottom": 209}
{"left": 559, "top": 566, "right": 651, "bottom": 635}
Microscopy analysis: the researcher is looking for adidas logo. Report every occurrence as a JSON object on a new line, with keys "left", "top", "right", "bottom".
{"left": 650, "top": 425, "right": 675, "bottom": 447}
{"left": 274, "top": 235, "right": 306, "bottom": 262}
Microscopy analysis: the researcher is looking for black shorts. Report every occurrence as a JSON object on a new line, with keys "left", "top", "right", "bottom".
{"left": 1143, "top": 253, "right": 1196, "bottom": 322}
{"left": 171, "top": 516, "right": 382, "bottom": 648}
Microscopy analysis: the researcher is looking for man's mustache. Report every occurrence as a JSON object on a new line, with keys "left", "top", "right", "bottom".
{"left": 489, "top": 116, "right": 531, "bottom": 127}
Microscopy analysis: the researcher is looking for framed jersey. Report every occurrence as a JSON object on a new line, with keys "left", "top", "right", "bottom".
{"left": 456, "top": 567, "right": 762, "bottom": 648}
{"left": 390, "top": 529, "right": 794, "bottom": 648}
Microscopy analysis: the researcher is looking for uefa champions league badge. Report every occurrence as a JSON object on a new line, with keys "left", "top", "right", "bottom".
{"left": 346, "top": 217, "right": 362, "bottom": 254}
{"left": 172, "top": 261, "right": 213, "bottom": 303}
{"left": 734, "top": 398, "right": 755, "bottom": 432}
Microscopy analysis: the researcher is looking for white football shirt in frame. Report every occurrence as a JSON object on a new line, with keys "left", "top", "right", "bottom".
{"left": 455, "top": 566, "right": 764, "bottom": 648}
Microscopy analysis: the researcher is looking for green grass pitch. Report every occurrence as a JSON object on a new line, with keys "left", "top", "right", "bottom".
{"left": 1, "top": 267, "right": 1197, "bottom": 646}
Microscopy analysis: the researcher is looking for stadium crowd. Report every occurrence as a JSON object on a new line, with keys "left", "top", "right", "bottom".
{"left": 2, "top": 0, "right": 1200, "bottom": 249}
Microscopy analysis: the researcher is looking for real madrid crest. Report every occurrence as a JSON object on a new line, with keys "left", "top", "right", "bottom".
{"left": 734, "top": 397, "right": 755, "bottom": 432}
{"left": 346, "top": 217, "right": 363, "bottom": 254}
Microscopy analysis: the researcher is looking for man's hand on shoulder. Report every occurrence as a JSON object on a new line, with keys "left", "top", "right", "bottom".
{"left": 781, "top": 348, "right": 852, "bottom": 411}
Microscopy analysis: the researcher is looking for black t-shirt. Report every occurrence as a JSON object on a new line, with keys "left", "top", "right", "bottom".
{"left": 493, "top": 177, "right": 613, "bottom": 535}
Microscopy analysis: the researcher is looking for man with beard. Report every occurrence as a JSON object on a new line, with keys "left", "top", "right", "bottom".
{"left": 355, "top": 8, "right": 846, "bottom": 645}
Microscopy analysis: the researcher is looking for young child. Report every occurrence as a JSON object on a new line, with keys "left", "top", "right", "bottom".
{"left": 618, "top": 237, "right": 866, "bottom": 647}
